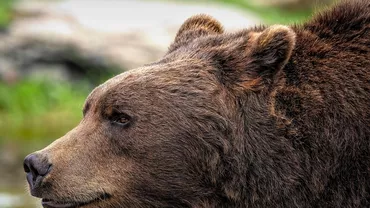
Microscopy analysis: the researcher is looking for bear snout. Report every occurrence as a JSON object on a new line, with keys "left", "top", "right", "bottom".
{"left": 23, "top": 153, "right": 52, "bottom": 197}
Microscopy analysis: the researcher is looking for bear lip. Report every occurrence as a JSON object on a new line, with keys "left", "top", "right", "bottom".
{"left": 41, "top": 193, "right": 111, "bottom": 208}
{"left": 42, "top": 199, "right": 77, "bottom": 208}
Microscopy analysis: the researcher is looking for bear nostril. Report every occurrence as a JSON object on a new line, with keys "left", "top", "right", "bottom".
{"left": 23, "top": 153, "right": 52, "bottom": 188}
{"left": 23, "top": 162, "right": 31, "bottom": 173}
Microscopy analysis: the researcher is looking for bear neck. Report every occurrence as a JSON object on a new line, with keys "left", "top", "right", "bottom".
{"left": 216, "top": 90, "right": 306, "bottom": 207}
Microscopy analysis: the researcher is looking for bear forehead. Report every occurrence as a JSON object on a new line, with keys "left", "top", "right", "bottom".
{"left": 83, "top": 57, "right": 219, "bottom": 109}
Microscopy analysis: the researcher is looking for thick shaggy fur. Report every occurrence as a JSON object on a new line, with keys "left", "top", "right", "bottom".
{"left": 25, "top": 1, "right": 369, "bottom": 207}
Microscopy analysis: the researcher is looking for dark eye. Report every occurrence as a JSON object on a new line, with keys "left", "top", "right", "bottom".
{"left": 110, "top": 113, "right": 131, "bottom": 127}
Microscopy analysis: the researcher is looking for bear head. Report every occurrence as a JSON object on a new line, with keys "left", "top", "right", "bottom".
{"left": 24, "top": 15, "right": 296, "bottom": 208}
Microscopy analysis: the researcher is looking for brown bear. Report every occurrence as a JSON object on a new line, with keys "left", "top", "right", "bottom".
{"left": 24, "top": 0, "right": 369, "bottom": 207}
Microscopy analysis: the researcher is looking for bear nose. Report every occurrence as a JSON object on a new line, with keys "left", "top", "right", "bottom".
{"left": 23, "top": 153, "right": 52, "bottom": 191}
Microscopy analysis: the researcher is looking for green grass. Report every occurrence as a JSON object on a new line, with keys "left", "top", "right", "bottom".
{"left": 0, "top": 0, "right": 14, "bottom": 28}
{"left": 169, "top": 0, "right": 336, "bottom": 25}
{"left": 220, "top": 0, "right": 315, "bottom": 24}
{"left": 0, "top": 79, "right": 90, "bottom": 153}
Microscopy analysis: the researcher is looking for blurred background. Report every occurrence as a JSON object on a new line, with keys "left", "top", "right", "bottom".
{"left": 0, "top": 0, "right": 336, "bottom": 207}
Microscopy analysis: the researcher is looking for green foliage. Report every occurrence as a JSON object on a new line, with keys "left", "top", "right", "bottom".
{"left": 171, "top": 0, "right": 335, "bottom": 24}
{"left": 213, "top": 0, "right": 314, "bottom": 24}
{"left": 0, "top": 0, "right": 14, "bottom": 28}
{"left": 0, "top": 79, "right": 90, "bottom": 153}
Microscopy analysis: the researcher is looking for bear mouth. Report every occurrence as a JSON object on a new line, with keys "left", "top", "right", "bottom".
{"left": 41, "top": 193, "right": 110, "bottom": 208}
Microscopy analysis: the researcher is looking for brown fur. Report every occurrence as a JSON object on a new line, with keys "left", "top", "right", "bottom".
{"left": 25, "top": 0, "right": 369, "bottom": 207}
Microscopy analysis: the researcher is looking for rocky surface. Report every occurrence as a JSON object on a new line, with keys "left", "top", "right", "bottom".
{"left": 0, "top": 0, "right": 262, "bottom": 83}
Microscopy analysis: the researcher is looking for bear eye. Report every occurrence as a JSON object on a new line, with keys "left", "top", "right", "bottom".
{"left": 110, "top": 113, "right": 131, "bottom": 127}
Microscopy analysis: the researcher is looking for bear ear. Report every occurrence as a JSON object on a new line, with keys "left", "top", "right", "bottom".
{"left": 168, "top": 14, "right": 224, "bottom": 52}
{"left": 248, "top": 25, "right": 296, "bottom": 80}
{"left": 223, "top": 25, "right": 296, "bottom": 92}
